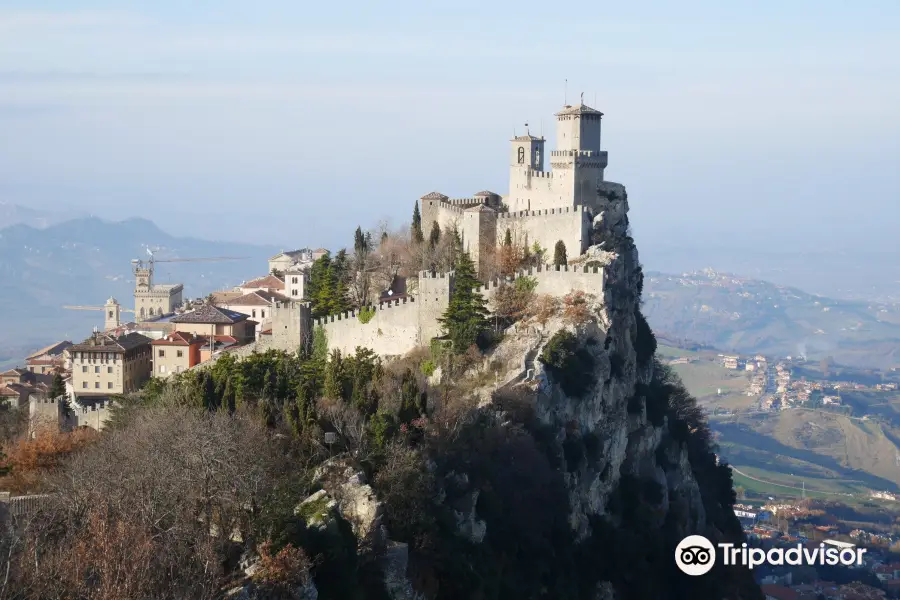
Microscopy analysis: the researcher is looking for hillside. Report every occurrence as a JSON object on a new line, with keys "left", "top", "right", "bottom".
{"left": 0, "top": 217, "right": 278, "bottom": 366}
{"left": 643, "top": 269, "right": 900, "bottom": 370}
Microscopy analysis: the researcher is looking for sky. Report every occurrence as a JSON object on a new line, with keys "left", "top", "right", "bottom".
{"left": 1, "top": 1, "right": 899, "bottom": 265}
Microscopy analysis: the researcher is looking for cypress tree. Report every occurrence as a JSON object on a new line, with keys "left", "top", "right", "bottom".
{"left": 553, "top": 240, "right": 568, "bottom": 266}
{"left": 323, "top": 349, "right": 345, "bottom": 400}
{"left": 221, "top": 376, "right": 236, "bottom": 413}
{"left": 503, "top": 228, "right": 512, "bottom": 247}
{"left": 439, "top": 252, "right": 490, "bottom": 353}
{"left": 429, "top": 221, "right": 441, "bottom": 248}
{"left": 411, "top": 202, "right": 424, "bottom": 243}
{"left": 49, "top": 372, "right": 66, "bottom": 399}
{"left": 308, "top": 253, "right": 332, "bottom": 318}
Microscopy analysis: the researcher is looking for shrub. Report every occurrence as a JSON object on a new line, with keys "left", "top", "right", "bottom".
{"left": 253, "top": 541, "right": 312, "bottom": 590}
{"left": 357, "top": 306, "right": 376, "bottom": 324}
{"left": 420, "top": 360, "right": 436, "bottom": 377}
{"left": 539, "top": 331, "right": 596, "bottom": 397}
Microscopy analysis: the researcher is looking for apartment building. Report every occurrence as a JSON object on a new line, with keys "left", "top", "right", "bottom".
{"left": 151, "top": 332, "right": 206, "bottom": 378}
{"left": 69, "top": 331, "right": 153, "bottom": 396}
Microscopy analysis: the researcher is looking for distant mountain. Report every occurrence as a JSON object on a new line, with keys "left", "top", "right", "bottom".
{"left": 0, "top": 216, "right": 280, "bottom": 365}
{"left": 643, "top": 269, "right": 900, "bottom": 369}
{"left": 0, "top": 201, "right": 82, "bottom": 230}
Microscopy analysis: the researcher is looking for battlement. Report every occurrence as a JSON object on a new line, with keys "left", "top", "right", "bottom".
{"left": 527, "top": 169, "right": 553, "bottom": 179}
{"left": 314, "top": 296, "right": 416, "bottom": 327}
{"left": 444, "top": 197, "right": 487, "bottom": 207}
{"left": 497, "top": 205, "right": 586, "bottom": 220}
{"left": 418, "top": 270, "right": 454, "bottom": 280}
{"left": 435, "top": 203, "right": 466, "bottom": 216}
{"left": 473, "top": 263, "right": 604, "bottom": 294}
{"left": 551, "top": 150, "right": 598, "bottom": 157}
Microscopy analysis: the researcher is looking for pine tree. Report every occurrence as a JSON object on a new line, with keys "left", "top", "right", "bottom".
{"left": 439, "top": 252, "right": 490, "bottom": 353}
{"left": 411, "top": 202, "right": 424, "bottom": 244}
{"left": 503, "top": 228, "right": 512, "bottom": 247}
{"left": 308, "top": 253, "right": 333, "bottom": 318}
{"left": 553, "top": 240, "right": 568, "bottom": 266}
{"left": 429, "top": 221, "right": 441, "bottom": 248}
{"left": 49, "top": 371, "right": 66, "bottom": 400}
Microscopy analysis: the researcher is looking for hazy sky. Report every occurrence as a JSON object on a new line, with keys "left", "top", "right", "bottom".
{"left": 1, "top": 1, "right": 899, "bottom": 258}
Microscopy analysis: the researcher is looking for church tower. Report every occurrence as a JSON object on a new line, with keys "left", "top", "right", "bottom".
{"left": 104, "top": 297, "right": 121, "bottom": 331}
{"left": 507, "top": 126, "right": 546, "bottom": 212}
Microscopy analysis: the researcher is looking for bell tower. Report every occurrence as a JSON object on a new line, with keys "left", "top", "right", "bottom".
{"left": 104, "top": 297, "right": 121, "bottom": 331}
{"left": 509, "top": 125, "right": 545, "bottom": 171}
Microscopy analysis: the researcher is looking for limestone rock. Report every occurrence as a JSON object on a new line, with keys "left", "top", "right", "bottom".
{"left": 313, "top": 456, "right": 386, "bottom": 549}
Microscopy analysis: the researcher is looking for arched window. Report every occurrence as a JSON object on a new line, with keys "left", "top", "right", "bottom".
{"left": 140, "top": 307, "right": 145, "bottom": 318}
{"left": 517, "top": 147, "right": 525, "bottom": 164}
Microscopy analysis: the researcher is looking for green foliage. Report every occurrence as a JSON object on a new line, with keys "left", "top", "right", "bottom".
{"left": 553, "top": 240, "right": 567, "bottom": 266}
{"left": 514, "top": 275, "right": 537, "bottom": 294}
{"left": 307, "top": 251, "right": 351, "bottom": 318}
{"left": 539, "top": 330, "right": 596, "bottom": 397}
{"left": 503, "top": 228, "right": 512, "bottom": 247}
{"left": 312, "top": 326, "right": 328, "bottom": 363}
{"left": 49, "top": 372, "right": 66, "bottom": 400}
{"left": 411, "top": 202, "right": 424, "bottom": 244}
{"left": 429, "top": 221, "right": 441, "bottom": 248}
{"left": 439, "top": 252, "right": 490, "bottom": 354}
{"left": 633, "top": 309, "right": 657, "bottom": 368}
{"left": 420, "top": 360, "right": 436, "bottom": 377}
{"left": 357, "top": 306, "right": 376, "bottom": 324}
{"left": 368, "top": 411, "right": 398, "bottom": 450}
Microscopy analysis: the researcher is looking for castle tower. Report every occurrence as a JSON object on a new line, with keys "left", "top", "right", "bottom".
{"left": 507, "top": 127, "right": 547, "bottom": 213}
{"left": 104, "top": 297, "right": 121, "bottom": 331}
{"left": 552, "top": 100, "right": 609, "bottom": 207}
{"left": 461, "top": 204, "right": 498, "bottom": 277}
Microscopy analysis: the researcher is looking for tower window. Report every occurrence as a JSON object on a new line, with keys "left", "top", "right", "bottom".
{"left": 517, "top": 147, "right": 525, "bottom": 164}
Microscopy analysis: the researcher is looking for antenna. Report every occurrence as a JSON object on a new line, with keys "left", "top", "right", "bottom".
{"left": 580, "top": 91, "right": 584, "bottom": 104}
{"left": 564, "top": 78, "right": 567, "bottom": 105}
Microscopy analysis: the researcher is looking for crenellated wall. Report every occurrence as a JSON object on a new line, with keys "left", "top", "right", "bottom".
{"left": 315, "top": 297, "right": 421, "bottom": 357}
{"left": 498, "top": 204, "right": 591, "bottom": 258}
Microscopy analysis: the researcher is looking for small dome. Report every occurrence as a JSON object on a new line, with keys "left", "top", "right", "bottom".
{"left": 106, "top": 297, "right": 118, "bottom": 305}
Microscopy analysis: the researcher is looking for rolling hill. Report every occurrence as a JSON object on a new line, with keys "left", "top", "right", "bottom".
{"left": 643, "top": 269, "right": 900, "bottom": 370}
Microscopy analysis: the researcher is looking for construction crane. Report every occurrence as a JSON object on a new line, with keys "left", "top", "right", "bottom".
{"left": 63, "top": 298, "right": 135, "bottom": 331}
{"left": 130, "top": 250, "right": 249, "bottom": 283}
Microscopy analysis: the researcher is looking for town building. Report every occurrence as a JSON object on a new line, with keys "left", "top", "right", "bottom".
{"left": 169, "top": 304, "right": 255, "bottom": 344}
{"left": 132, "top": 259, "right": 184, "bottom": 322}
{"left": 219, "top": 290, "right": 289, "bottom": 338}
{"left": 24, "top": 341, "right": 72, "bottom": 374}
{"left": 68, "top": 331, "right": 153, "bottom": 396}
{"left": 151, "top": 332, "right": 207, "bottom": 378}
{"left": 0, "top": 368, "right": 53, "bottom": 409}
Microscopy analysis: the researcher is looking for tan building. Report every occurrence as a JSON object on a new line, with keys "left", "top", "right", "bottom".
{"left": 25, "top": 341, "right": 72, "bottom": 374}
{"left": 220, "top": 290, "right": 288, "bottom": 337}
{"left": 238, "top": 274, "right": 286, "bottom": 295}
{"left": 151, "top": 332, "right": 205, "bottom": 378}
{"left": 0, "top": 369, "right": 52, "bottom": 409}
{"left": 133, "top": 260, "right": 184, "bottom": 322}
{"left": 268, "top": 249, "right": 313, "bottom": 275}
{"left": 285, "top": 263, "right": 310, "bottom": 300}
{"left": 169, "top": 304, "right": 255, "bottom": 343}
{"left": 69, "top": 331, "right": 153, "bottom": 397}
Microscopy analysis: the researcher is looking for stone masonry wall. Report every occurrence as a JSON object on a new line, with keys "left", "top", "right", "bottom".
{"left": 498, "top": 205, "right": 591, "bottom": 258}
{"left": 315, "top": 298, "right": 421, "bottom": 357}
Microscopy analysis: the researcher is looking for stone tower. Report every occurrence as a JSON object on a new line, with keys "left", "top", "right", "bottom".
{"left": 104, "top": 297, "right": 121, "bottom": 331}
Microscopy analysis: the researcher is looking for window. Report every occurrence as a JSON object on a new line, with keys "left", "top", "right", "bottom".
{"left": 176, "top": 350, "right": 183, "bottom": 358}
{"left": 261, "top": 310, "right": 266, "bottom": 319}
{"left": 292, "top": 290, "right": 298, "bottom": 296}
{"left": 158, "top": 349, "right": 165, "bottom": 358}
{"left": 82, "top": 366, "right": 87, "bottom": 373}
{"left": 107, "top": 382, "right": 113, "bottom": 389}
{"left": 159, "top": 365, "right": 166, "bottom": 373}
{"left": 517, "top": 146, "right": 525, "bottom": 164}
{"left": 252, "top": 309, "right": 257, "bottom": 318}
{"left": 107, "top": 367, "right": 113, "bottom": 374}
{"left": 94, "top": 366, "right": 100, "bottom": 373}
{"left": 82, "top": 382, "right": 87, "bottom": 388}
{"left": 292, "top": 277, "right": 298, "bottom": 284}
{"left": 95, "top": 382, "right": 100, "bottom": 389}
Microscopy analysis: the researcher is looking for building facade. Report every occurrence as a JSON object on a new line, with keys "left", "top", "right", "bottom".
{"left": 152, "top": 331, "right": 206, "bottom": 378}
{"left": 133, "top": 261, "right": 184, "bottom": 322}
{"left": 69, "top": 331, "right": 153, "bottom": 396}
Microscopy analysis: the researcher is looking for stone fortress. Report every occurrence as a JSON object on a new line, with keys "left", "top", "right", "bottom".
{"left": 228, "top": 100, "right": 627, "bottom": 361}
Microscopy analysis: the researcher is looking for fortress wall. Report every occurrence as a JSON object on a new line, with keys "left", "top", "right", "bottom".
{"left": 476, "top": 264, "right": 605, "bottom": 307}
{"left": 497, "top": 205, "right": 590, "bottom": 257}
{"left": 417, "top": 271, "right": 453, "bottom": 342}
{"left": 315, "top": 298, "right": 420, "bottom": 357}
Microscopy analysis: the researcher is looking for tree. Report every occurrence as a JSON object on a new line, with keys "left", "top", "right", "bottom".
{"left": 411, "top": 202, "right": 424, "bottom": 244}
{"left": 553, "top": 240, "right": 567, "bottom": 266}
{"left": 351, "top": 226, "right": 375, "bottom": 307}
{"left": 429, "top": 221, "right": 441, "bottom": 248}
{"left": 503, "top": 228, "right": 512, "bottom": 247}
{"left": 439, "top": 252, "right": 490, "bottom": 353}
{"left": 49, "top": 372, "right": 66, "bottom": 400}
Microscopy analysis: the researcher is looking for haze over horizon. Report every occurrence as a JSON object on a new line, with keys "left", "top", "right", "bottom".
{"left": 2, "top": 1, "right": 899, "bottom": 263}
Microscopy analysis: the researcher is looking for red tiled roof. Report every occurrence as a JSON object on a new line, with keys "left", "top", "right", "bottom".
{"left": 260, "top": 329, "right": 272, "bottom": 335}
{"left": 240, "top": 274, "right": 285, "bottom": 290}
{"left": 152, "top": 331, "right": 207, "bottom": 346}
{"left": 223, "top": 290, "right": 289, "bottom": 307}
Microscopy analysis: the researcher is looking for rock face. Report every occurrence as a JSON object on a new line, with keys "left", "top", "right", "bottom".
{"left": 475, "top": 182, "right": 708, "bottom": 541}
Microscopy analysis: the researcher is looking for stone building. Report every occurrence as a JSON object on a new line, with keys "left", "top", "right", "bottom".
{"left": 151, "top": 331, "right": 206, "bottom": 378}
{"left": 169, "top": 304, "right": 255, "bottom": 344}
{"left": 133, "top": 260, "right": 184, "bottom": 322}
{"left": 24, "top": 341, "right": 72, "bottom": 374}
{"left": 69, "top": 331, "right": 153, "bottom": 397}
{"left": 420, "top": 101, "right": 612, "bottom": 276}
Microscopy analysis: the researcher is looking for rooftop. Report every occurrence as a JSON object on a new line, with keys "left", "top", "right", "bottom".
{"left": 152, "top": 331, "right": 206, "bottom": 346}
{"left": 474, "top": 190, "right": 500, "bottom": 197}
{"left": 170, "top": 304, "right": 248, "bottom": 325}
{"left": 240, "top": 274, "right": 285, "bottom": 291}
{"left": 224, "top": 290, "right": 289, "bottom": 307}
{"left": 554, "top": 103, "right": 604, "bottom": 117}
{"left": 70, "top": 332, "right": 153, "bottom": 353}
{"left": 420, "top": 191, "right": 449, "bottom": 200}
{"left": 512, "top": 134, "right": 544, "bottom": 142}
{"left": 25, "top": 340, "right": 72, "bottom": 360}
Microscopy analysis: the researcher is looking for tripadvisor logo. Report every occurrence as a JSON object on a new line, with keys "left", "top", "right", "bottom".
{"left": 675, "top": 535, "right": 867, "bottom": 576}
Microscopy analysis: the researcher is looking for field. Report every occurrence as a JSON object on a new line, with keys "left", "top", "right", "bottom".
{"left": 657, "top": 345, "right": 759, "bottom": 411}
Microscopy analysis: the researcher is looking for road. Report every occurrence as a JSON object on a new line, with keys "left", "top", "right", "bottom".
{"left": 730, "top": 466, "right": 855, "bottom": 498}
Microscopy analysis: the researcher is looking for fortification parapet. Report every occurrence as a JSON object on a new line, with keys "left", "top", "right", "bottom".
{"left": 445, "top": 197, "right": 487, "bottom": 207}
{"left": 472, "top": 263, "right": 604, "bottom": 296}
{"left": 313, "top": 297, "right": 416, "bottom": 327}
{"left": 526, "top": 169, "right": 553, "bottom": 179}
{"left": 497, "top": 205, "right": 586, "bottom": 220}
